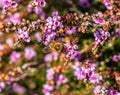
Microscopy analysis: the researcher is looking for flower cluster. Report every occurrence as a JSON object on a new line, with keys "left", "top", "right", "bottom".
{"left": 44, "top": 52, "right": 59, "bottom": 63}
{"left": 44, "top": 11, "right": 62, "bottom": 32}
{"left": 94, "top": 85, "right": 120, "bottom": 95}
{"left": 103, "top": 0, "right": 113, "bottom": 10}
{"left": 94, "top": 28, "right": 110, "bottom": 47}
{"left": 64, "top": 43, "right": 81, "bottom": 60}
{"left": 24, "top": 47, "right": 37, "bottom": 60}
{"left": 0, "top": 81, "right": 5, "bottom": 92}
{"left": 73, "top": 61, "right": 102, "bottom": 84}
{"left": 2, "top": 0, "right": 17, "bottom": 13}
{"left": 10, "top": 51, "right": 21, "bottom": 63}
{"left": 42, "top": 11, "right": 63, "bottom": 45}
{"left": 112, "top": 53, "right": 120, "bottom": 62}
{"left": 43, "top": 68, "right": 68, "bottom": 95}
{"left": 79, "top": 0, "right": 91, "bottom": 8}
{"left": 115, "top": 28, "right": 120, "bottom": 38}
{"left": 17, "top": 28, "right": 31, "bottom": 43}
{"left": 32, "top": 0, "right": 46, "bottom": 7}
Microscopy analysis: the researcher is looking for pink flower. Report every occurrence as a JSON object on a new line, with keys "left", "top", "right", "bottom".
{"left": 5, "top": 13, "right": 21, "bottom": 24}
{"left": 12, "top": 83, "right": 26, "bottom": 94}
{"left": 89, "top": 73, "right": 102, "bottom": 83}
{"left": 79, "top": 0, "right": 91, "bottom": 8}
{"left": 3, "top": 0, "right": 17, "bottom": 11}
{"left": 34, "top": 32, "right": 42, "bottom": 42}
{"left": 0, "top": 0, "right": 3, "bottom": 7}
{"left": 94, "top": 85, "right": 102, "bottom": 95}
{"left": 10, "top": 51, "right": 21, "bottom": 63}
{"left": 18, "top": 28, "right": 31, "bottom": 42}
{"left": 46, "top": 68, "right": 55, "bottom": 81}
{"left": 42, "top": 84, "right": 54, "bottom": 95}
{"left": 34, "top": 0, "right": 46, "bottom": 7}
{"left": 24, "top": 47, "right": 37, "bottom": 60}
{"left": 56, "top": 74, "right": 68, "bottom": 86}
{"left": 0, "top": 81, "right": 5, "bottom": 92}
{"left": 94, "top": 18, "right": 105, "bottom": 25}
{"left": 103, "top": 0, "right": 113, "bottom": 10}
{"left": 44, "top": 53, "right": 53, "bottom": 62}
{"left": 44, "top": 52, "right": 59, "bottom": 62}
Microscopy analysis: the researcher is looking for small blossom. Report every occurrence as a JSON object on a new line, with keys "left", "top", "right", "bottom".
{"left": 103, "top": 0, "right": 113, "bottom": 10}
{"left": 46, "top": 68, "right": 55, "bottom": 81}
{"left": 79, "top": 0, "right": 91, "bottom": 8}
{"left": 108, "top": 88, "right": 118, "bottom": 95}
{"left": 112, "top": 54, "right": 120, "bottom": 62}
{"left": 94, "top": 28, "right": 110, "bottom": 47}
{"left": 42, "top": 84, "right": 54, "bottom": 95}
{"left": 2, "top": 0, "right": 17, "bottom": 13}
{"left": 35, "top": 32, "right": 42, "bottom": 42}
{"left": 33, "top": 0, "right": 46, "bottom": 7}
{"left": 12, "top": 83, "right": 26, "bottom": 94}
{"left": 94, "top": 18, "right": 105, "bottom": 25}
{"left": 5, "top": 13, "right": 21, "bottom": 24}
{"left": 0, "top": 81, "right": 5, "bottom": 92}
{"left": 24, "top": 47, "right": 37, "bottom": 60}
{"left": 10, "top": 51, "right": 21, "bottom": 63}
{"left": 56, "top": 74, "right": 68, "bottom": 86}
{"left": 115, "top": 28, "right": 120, "bottom": 37}
{"left": 18, "top": 28, "right": 31, "bottom": 42}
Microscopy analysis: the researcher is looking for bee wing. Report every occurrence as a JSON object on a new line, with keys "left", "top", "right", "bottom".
{"left": 42, "top": 46, "right": 51, "bottom": 53}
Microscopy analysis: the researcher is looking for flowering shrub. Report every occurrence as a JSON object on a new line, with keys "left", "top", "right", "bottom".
{"left": 0, "top": 0, "right": 120, "bottom": 95}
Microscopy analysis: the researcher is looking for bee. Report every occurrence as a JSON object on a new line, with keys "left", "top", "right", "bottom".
{"left": 43, "top": 41, "right": 63, "bottom": 53}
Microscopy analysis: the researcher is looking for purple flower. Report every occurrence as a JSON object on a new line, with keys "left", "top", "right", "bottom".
{"left": 33, "top": 0, "right": 46, "bottom": 7}
{"left": 44, "top": 52, "right": 59, "bottom": 62}
{"left": 112, "top": 54, "right": 120, "bottom": 62}
{"left": 108, "top": 88, "right": 118, "bottom": 95}
{"left": 94, "top": 85, "right": 102, "bottom": 95}
{"left": 44, "top": 53, "right": 53, "bottom": 62}
{"left": 56, "top": 74, "right": 68, "bottom": 86}
{"left": 18, "top": 28, "right": 31, "bottom": 42}
{"left": 94, "top": 85, "right": 108, "bottom": 95}
{"left": 89, "top": 73, "right": 102, "bottom": 83}
{"left": 79, "top": 0, "right": 91, "bottom": 8}
{"left": 65, "top": 43, "right": 79, "bottom": 60}
{"left": 66, "top": 26, "right": 77, "bottom": 34}
{"left": 12, "top": 83, "right": 26, "bottom": 94}
{"left": 44, "top": 11, "right": 62, "bottom": 33}
{"left": 103, "top": 0, "right": 113, "bottom": 10}
{"left": 42, "top": 84, "right": 54, "bottom": 95}
{"left": 74, "top": 67, "right": 87, "bottom": 80}
{"left": 35, "top": 32, "right": 42, "bottom": 42}
{"left": 94, "top": 28, "right": 110, "bottom": 47}
{"left": 52, "top": 52, "right": 59, "bottom": 61}
{"left": 0, "top": 0, "right": 3, "bottom": 8}
{"left": 2, "top": 0, "right": 17, "bottom": 12}
{"left": 5, "top": 13, "right": 21, "bottom": 24}
{"left": 24, "top": 47, "right": 37, "bottom": 60}
{"left": 0, "top": 44, "right": 4, "bottom": 50}
{"left": 115, "top": 28, "right": 120, "bottom": 37}
{"left": 73, "top": 62, "right": 102, "bottom": 84}
{"left": 94, "top": 18, "right": 105, "bottom": 25}
{"left": 46, "top": 68, "right": 55, "bottom": 81}
{"left": 10, "top": 51, "right": 21, "bottom": 63}
{"left": 0, "top": 81, "right": 5, "bottom": 92}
